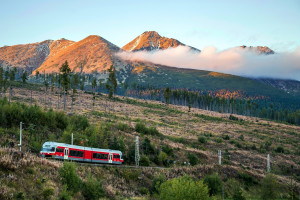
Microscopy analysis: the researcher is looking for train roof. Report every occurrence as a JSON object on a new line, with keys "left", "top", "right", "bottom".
{"left": 42, "top": 141, "right": 122, "bottom": 154}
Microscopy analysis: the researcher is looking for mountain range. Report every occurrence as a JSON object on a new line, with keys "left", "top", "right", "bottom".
{"left": 0, "top": 31, "right": 299, "bottom": 100}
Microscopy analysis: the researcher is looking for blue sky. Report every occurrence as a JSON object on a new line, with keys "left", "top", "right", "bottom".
{"left": 0, "top": 0, "right": 299, "bottom": 52}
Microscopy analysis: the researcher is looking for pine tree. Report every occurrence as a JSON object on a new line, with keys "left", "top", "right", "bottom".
{"left": 21, "top": 71, "right": 28, "bottom": 83}
{"left": 163, "top": 87, "right": 171, "bottom": 105}
{"left": 9, "top": 68, "right": 16, "bottom": 81}
{"left": 106, "top": 65, "right": 117, "bottom": 99}
{"left": 92, "top": 78, "right": 97, "bottom": 108}
{"left": 59, "top": 61, "right": 71, "bottom": 110}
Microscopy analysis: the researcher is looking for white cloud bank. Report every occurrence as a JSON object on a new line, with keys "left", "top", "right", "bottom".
{"left": 116, "top": 46, "right": 300, "bottom": 81}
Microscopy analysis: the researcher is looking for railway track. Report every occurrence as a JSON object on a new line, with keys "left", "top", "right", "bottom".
{"left": 49, "top": 158, "right": 168, "bottom": 170}
{"left": 76, "top": 162, "right": 168, "bottom": 170}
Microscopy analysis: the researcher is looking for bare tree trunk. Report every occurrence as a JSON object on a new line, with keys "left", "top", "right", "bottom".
{"left": 30, "top": 89, "right": 32, "bottom": 106}
{"left": 105, "top": 96, "right": 107, "bottom": 115}
{"left": 57, "top": 89, "right": 60, "bottom": 109}
{"left": 44, "top": 88, "right": 47, "bottom": 105}
{"left": 49, "top": 89, "right": 52, "bottom": 109}
{"left": 9, "top": 86, "right": 12, "bottom": 104}
{"left": 63, "top": 90, "right": 66, "bottom": 110}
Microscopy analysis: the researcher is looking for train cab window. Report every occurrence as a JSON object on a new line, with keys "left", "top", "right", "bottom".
{"left": 69, "top": 150, "right": 84, "bottom": 157}
{"left": 93, "top": 153, "right": 108, "bottom": 159}
{"left": 114, "top": 154, "right": 120, "bottom": 159}
{"left": 50, "top": 147, "right": 55, "bottom": 152}
{"left": 56, "top": 148, "right": 64, "bottom": 153}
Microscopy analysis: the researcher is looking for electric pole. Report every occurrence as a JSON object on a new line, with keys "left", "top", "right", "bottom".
{"left": 71, "top": 133, "right": 73, "bottom": 145}
{"left": 267, "top": 154, "right": 270, "bottom": 172}
{"left": 218, "top": 150, "right": 222, "bottom": 165}
{"left": 135, "top": 136, "right": 140, "bottom": 167}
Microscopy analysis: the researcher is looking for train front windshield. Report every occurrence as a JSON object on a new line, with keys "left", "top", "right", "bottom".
{"left": 41, "top": 146, "right": 55, "bottom": 152}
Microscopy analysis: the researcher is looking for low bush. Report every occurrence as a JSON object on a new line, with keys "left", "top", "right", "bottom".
{"left": 58, "top": 162, "right": 82, "bottom": 193}
{"left": 42, "top": 188, "right": 54, "bottom": 200}
{"left": 135, "top": 122, "right": 160, "bottom": 136}
{"left": 275, "top": 146, "right": 284, "bottom": 153}
{"left": 82, "top": 175, "right": 105, "bottom": 200}
{"left": 198, "top": 136, "right": 207, "bottom": 144}
{"left": 203, "top": 173, "right": 223, "bottom": 196}
{"left": 139, "top": 154, "right": 150, "bottom": 166}
{"left": 150, "top": 174, "right": 165, "bottom": 194}
{"left": 229, "top": 115, "right": 239, "bottom": 121}
{"left": 159, "top": 175, "right": 209, "bottom": 200}
{"left": 225, "top": 179, "right": 246, "bottom": 200}
{"left": 187, "top": 153, "right": 198, "bottom": 166}
{"left": 116, "top": 122, "right": 132, "bottom": 132}
{"left": 238, "top": 172, "right": 258, "bottom": 187}
{"left": 158, "top": 152, "right": 168, "bottom": 166}
{"left": 139, "top": 187, "right": 149, "bottom": 195}
{"left": 215, "top": 138, "right": 223, "bottom": 143}
{"left": 222, "top": 135, "right": 230, "bottom": 140}
{"left": 261, "top": 173, "right": 278, "bottom": 200}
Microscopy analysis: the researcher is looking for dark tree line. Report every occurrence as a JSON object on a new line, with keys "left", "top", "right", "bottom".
{"left": 123, "top": 84, "right": 300, "bottom": 125}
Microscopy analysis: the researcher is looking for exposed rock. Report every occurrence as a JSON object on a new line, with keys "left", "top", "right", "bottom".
{"left": 34, "top": 35, "right": 124, "bottom": 74}
{"left": 122, "top": 31, "right": 200, "bottom": 52}
{"left": 240, "top": 45, "right": 275, "bottom": 55}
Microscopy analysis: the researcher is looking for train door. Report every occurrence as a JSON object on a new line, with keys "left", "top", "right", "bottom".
{"left": 109, "top": 153, "right": 112, "bottom": 163}
{"left": 64, "top": 148, "right": 69, "bottom": 159}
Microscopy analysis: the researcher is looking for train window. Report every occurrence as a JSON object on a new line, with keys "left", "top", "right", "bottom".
{"left": 56, "top": 148, "right": 64, "bottom": 153}
{"left": 114, "top": 154, "right": 120, "bottom": 159}
{"left": 50, "top": 147, "right": 55, "bottom": 152}
{"left": 69, "top": 150, "right": 83, "bottom": 157}
{"left": 93, "top": 153, "right": 108, "bottom": 159}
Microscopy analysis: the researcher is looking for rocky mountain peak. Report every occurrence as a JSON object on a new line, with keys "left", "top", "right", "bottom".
{"left": 122, "top": 31, "right": 200, "bottom": 52}
{"left": 240, "top": 45, "right": 275, "bottom": 55}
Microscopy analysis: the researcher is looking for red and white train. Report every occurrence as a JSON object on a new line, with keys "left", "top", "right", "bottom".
{"left": 40, "top": 141, "right": 124, "bottom": 164}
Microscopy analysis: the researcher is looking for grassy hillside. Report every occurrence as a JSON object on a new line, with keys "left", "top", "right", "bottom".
{"left": 0, "top": 82, "right": 299, "bottom": 199}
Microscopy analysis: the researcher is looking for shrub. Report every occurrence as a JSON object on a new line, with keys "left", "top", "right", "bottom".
{"left": 58, "top": 162, "right": 82, "bottom": 193}
{"left": 198, "top": 136, "right": 207, "bottom": 144}
{"left": 187, "top": 153, "right": 198, "bottom": 166}
{"left": 150, "top": 174, "right": 165, "bottom": 194}
{"left": 223, "top": 135, "right": 230, "bottom": 140}
{"left": 158, "top": 152, "right": 168, "bottom": 166}
{"left": 42, "top": 188, "right": 54, "bottom": 200}
{"left": 159, "top": 175, "right": 209, "bottom": 200}
{"left": 82, "top": 175, "right": 105, "bottom": 200}
{"left": 162, "top": 144, "right": 173, "bottom": 156}
{"left": 59, "top": 185, "right": 71, "bottom": 200}
{"left": 148, "top": 126, "right": 160, "bottom": 136}
{"left": 235, "top": 142, "right": 242, "bottom": 148}
{"left": 275, "top": 146, "right": 284, "bottom": 153}
{"left": 225, "top": 179, "right": 246, "bottom": 200}
{"left": 29, "top": 141, "right": 43, "bottom": 154}
{"left": 229, "top": 115, "right": 239, "bottom": 121}
{"left": 261, "top": 173, "right": 278, "bottom": 200}
{"left": 251, "top": 144, "right": 257, "bottom": 150}
{"left": 239, "top": 135, "right": 244, "bottom": 141}
{"left": 14, "top": 192, "right": 25, "bottom": 200}
{"left": 139, "top": 187, "right": 149, "bottom": 195}
{"left": 139, "top": 155, "right": 150, "bottom": 166}
{"left": 116, "top": 122, "right": 131, "bottom": 132}
{"left": 215, "top": 138, "right": 223, "bottom": 143}
{"left": 203, "top": 173, "right": 223, "bottom": 196}
{"left": 232, "top": 187, "right": 246, "bottom": 200}
{"left": 70, "top": 115, "right": 89, "bottom": 131}
{"left": 135, "top": 122, "right": 160, "bottom": 136}
{"left": 135, "top": 122, "right": 147, "bottom": 134}
{"left": 238, "top": 172, "right": 258, "bottom": 187}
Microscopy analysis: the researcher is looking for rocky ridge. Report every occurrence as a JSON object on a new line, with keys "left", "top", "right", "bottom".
{"left": 122, "top": 31, "right": 200, "bottom": 52}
